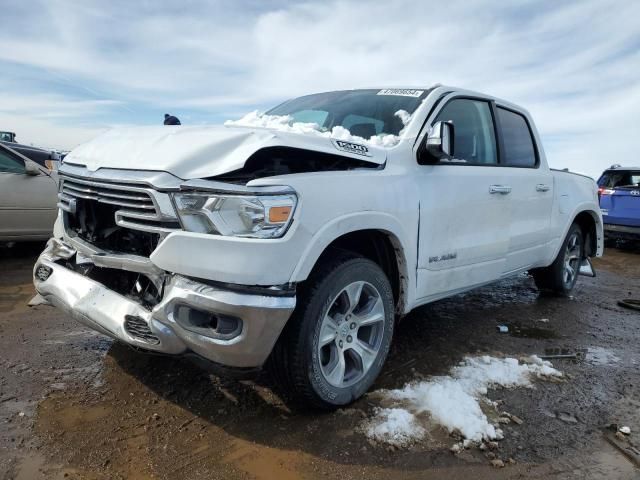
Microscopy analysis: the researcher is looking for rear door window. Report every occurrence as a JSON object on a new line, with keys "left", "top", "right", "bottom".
{"left": 497, "top": 108, "right": 537, "bottom": 167}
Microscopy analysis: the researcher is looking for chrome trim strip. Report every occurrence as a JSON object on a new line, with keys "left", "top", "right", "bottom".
{"left": 180, "top": 178, "right": 295, "bottom": 195}
{"left": 59, "top": 163, "right": 183, "bottom": 190}
{"left": 114, "top": 214, "right": 180, "bottom": 234}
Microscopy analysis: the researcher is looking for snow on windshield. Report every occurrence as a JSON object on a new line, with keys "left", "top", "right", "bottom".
{"left": 224, "top": 109, "right": 414, "bottom": 148}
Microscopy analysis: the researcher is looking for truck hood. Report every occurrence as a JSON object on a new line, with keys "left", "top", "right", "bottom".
{"left": 64, "top": 125, "right": 387, "bottom": 180}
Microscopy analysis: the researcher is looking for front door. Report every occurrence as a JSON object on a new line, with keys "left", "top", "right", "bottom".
{"left": 415, "top": 97, "right": 510, "bottom": 302}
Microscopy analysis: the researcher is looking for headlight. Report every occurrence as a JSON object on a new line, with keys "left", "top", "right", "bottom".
{"left": 172, "top": 192, "right": 297, "bottom": 238}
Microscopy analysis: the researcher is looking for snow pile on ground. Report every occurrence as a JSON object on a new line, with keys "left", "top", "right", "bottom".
{"left": 365, "top": 355, "right": 562, "bottom": 446}
{"left": 224, "top": 110, "right": 409, "bottom": 148}
{"left": 365, "top": 408, "right": 426, "bottom": 447}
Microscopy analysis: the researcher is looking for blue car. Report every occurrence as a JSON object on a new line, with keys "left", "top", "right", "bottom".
{"left": 598, "top": 165, "right": 640, "bottom": 241}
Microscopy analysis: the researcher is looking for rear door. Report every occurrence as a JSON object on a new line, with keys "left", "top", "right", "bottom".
{"left": 496, "top": 107, "right": 553, "bottom": 272}
{"left": 0, "top": 147, "right": 58, "bottom": 239}
{"left": 599, "top": 170, "right": 640, "bottom": 227}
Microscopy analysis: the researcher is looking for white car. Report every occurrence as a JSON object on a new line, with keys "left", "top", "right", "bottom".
{"left": 33, "top": 86, "right": 602, "bottom": 408}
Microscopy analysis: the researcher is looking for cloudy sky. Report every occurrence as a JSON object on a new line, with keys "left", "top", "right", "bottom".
{"left": 0, "top": 0, "right": 638, "bottom": 179}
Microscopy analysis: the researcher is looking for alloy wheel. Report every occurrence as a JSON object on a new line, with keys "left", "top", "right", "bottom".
{"left": 563, "top": 231, "right": 582, "bottom": 287}
{"left": 317, "top": 281, "right": 386, "bottom": 388}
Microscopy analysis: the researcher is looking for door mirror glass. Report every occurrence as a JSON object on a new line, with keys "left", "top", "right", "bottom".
{"left": 425, "top": 121, "right": 455, "bottom": 161}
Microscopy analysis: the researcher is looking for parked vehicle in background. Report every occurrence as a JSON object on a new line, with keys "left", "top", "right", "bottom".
{"left": 0, "top": 143, "right": 58, "bottom": 241}
{"left": 33, "top": 85, "right": 603, "bottom": 409}
{"left": 598, "top": 165, "right": 640, "bottom": 242}
{"left": 0, "top": 141, "right": 61, "bottom": 171}
{"left": 0, "top": 131, "right": 17, "bottom": 142}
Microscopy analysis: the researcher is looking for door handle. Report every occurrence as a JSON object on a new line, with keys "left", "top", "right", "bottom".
{"left": 489, "top": 185, "right": 512, "bottom": 195}
{"left": 536, "top": 184, "right": 550, "bottom": 192}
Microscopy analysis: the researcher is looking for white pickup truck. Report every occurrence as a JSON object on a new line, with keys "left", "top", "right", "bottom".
{"left": 34, "top": 86, "right": 603, "bottom": 408}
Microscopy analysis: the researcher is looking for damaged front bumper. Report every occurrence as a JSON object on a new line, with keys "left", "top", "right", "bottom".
{"left": 33, "top": 239, "right": 295, "bottom": 368}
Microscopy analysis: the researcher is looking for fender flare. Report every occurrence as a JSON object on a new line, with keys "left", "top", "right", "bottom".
{"left": 550, "top": 204, "right": 603, "bottom": 261}
{"left": 290, "top": 212, "right": 416, "bottom": 314}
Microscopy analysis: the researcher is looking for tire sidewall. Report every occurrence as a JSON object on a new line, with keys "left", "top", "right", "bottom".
{"left": 302, "top": 259, "right": 394, "bottom": 406}
{"left": 558, "top": 224, "right": 584, "bottom": 292}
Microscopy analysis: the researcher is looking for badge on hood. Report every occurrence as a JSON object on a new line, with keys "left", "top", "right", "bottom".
{"left": 332, "top": 140, "right": 372, "bottom": 157}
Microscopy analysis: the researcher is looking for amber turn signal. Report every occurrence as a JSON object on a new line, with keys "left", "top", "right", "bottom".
{"left": 269, "top": 206, "right": 292, "bottom": 223}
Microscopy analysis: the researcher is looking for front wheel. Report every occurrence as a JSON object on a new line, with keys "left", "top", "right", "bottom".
{"left": 531, "top": 223, "right": 584, "bottom": 295}
{"left": 270, "top": 252, "right": 395, "bottom": 410}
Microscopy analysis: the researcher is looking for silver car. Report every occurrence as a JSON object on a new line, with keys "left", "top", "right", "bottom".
{"left": 0, "top": 143, "right": 58, "bottom": 241}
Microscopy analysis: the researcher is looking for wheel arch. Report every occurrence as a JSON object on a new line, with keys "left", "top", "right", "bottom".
{"left": 573, "top": 209, "right": 601, "bottom": 257}
{"left": 290, "top": 213, "right": 414, "bottom": 315}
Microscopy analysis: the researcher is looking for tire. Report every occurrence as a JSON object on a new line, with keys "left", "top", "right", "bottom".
{"left": 270, "top": 250, "right": 395, "bottom": 410}
{"left": 531, "top": 223, "right": 584, "bottom": 295}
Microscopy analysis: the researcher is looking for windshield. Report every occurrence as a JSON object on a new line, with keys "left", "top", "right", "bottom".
{"left": 266, "top": 89, "right": 427, "bottom": 137}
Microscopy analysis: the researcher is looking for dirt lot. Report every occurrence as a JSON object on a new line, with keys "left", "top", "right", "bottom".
{"left": 1, "top": 242, "right": 639, "bottom": 480}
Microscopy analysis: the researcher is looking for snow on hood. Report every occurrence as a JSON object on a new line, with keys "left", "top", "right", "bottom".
{"left": 63, "top": 124, "right": 388, "bottom": 180}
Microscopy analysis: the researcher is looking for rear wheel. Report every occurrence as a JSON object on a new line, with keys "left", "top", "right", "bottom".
{"left": 531, "top": 223, "right": 584, "bottom": 295}
{"left": 270, "top": 251, "right": 394, "bottom": 410}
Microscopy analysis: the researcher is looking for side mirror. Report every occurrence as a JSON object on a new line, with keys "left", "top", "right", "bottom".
{"left": 24, "top": 161, "right": 41, "bottom": 176}
{"left": 425, "top": 121, "right": 454, "bottom": 161}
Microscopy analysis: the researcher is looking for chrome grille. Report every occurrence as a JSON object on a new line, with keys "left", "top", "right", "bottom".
{"left": 57, "top": 174, "right": 179, "bottom": 234}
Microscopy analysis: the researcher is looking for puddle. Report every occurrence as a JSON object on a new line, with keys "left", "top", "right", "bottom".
{"left": 586, "top": 347, "right": 621, "bottom": 366}
{"left": 508, "top": 324, "right": 557, "bottom": 339}
{"left": 585, "top": 444, "right": 639, "bottom": 478}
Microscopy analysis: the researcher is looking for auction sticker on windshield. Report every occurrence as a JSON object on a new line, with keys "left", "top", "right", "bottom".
{"left": 377, "top": 89, "right": 424, "bottom": 97}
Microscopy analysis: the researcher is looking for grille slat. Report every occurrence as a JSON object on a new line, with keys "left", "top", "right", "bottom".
{"left": 61, "top": 177, "right": 156, "bottom": 213}
{"left": 62, "top": 183, "right": 153, "bottom": 203}
{"left": 58, "top": 174, "right": 180, "bottom": 236}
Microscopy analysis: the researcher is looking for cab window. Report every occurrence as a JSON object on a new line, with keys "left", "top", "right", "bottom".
{"left": 434, "top": 99, "right": 497, "bottom": 165}
{"left": 497, "top": 108, "right": 537, "bottom": 167}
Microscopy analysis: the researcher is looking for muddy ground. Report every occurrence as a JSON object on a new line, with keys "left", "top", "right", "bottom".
{"left": 1, "top": 242, "right": 639, "bottom": 480}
